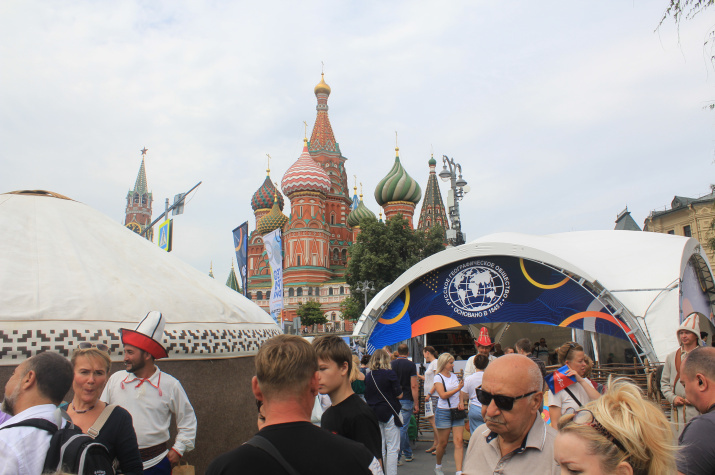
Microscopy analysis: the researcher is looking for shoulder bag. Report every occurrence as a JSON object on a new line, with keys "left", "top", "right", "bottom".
{"left": 438, "top": 374, "right": 466, "bottom": 421}
{"left": 370, "top": 371, "right": 404, "bottom": 424}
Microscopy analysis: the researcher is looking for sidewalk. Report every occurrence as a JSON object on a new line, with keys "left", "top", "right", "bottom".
{"left": 398, "top": 439, "right": 461, "bottom": 474}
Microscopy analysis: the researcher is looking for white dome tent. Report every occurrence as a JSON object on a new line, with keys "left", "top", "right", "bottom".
{"left": 353, "top": 231, "right": 715, "bottom": 363}
{"left": 0, "top": 190, "right": 280, "bottom": 363}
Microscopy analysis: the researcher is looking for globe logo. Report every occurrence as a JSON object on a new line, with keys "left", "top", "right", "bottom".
{"left": 446, "top": 265, "right": 508, "bottom": 312}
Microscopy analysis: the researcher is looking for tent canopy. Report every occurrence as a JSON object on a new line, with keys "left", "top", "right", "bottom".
{"left": 0, "top": 191, "right": 280, "bottom": 364}
{"left": 353, "top": 231, "right": 715, "bottom": 363}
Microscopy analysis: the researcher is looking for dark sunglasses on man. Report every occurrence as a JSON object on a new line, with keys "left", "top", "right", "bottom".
{"left": 476, "top": 387, "right": 537, "bottom": 411}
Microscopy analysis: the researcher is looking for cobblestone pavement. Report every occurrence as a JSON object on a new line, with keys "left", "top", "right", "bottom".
{"left": 397, "top": 439, "right": 462, "bottom": 474}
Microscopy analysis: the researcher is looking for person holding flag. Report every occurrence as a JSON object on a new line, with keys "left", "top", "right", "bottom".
{"left": 545, "top": 342, "right": 601, "bottom": 428}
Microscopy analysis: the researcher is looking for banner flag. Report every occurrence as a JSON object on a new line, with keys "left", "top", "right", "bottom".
{"left": 264, "top": 228, "right": 283, "bottom": 324}
{"left": 232, "top": 222, "right": 249, "bottom": 295}
{"left": 545, "top": 365, "right": 577, "bottom": 394}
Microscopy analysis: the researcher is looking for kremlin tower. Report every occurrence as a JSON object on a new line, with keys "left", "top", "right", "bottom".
{"left": 124, "top": 148, "right": 154, "bottom": 241}
{"left": 417, "top": 155, "right": 449, "bottom": 241}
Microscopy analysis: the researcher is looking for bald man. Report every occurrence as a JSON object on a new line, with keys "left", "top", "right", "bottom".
{"left": 462, "top": 354, "right": 558, "bottom": 475}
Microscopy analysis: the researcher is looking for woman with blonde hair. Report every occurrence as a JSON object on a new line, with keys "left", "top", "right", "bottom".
{"left": 432, "top": 352, "right": 465, "bottom": 475}
{"left": 66, "top": 344, "right": 142, "bottom": 474}
{"left": 554, "top": 377, "right": 676, "bottom": 475}
{"left": 365, "top": 349, "right": 403, "bottom": 475}
{"left": 350, "top": 354, "right": 366, "bottom": 401}
{"left": 547, "top": 341, "right": 601, "bottom": 427}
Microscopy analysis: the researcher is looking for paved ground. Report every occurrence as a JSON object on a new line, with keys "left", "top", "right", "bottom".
{"left": 398, "top": 437, "right": 463, "bottom": 474}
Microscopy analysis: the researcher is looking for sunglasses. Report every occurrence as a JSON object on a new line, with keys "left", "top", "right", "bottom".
{"left": 571, "top": 409, "right": 626, "bottom": 453}
{"left": 563, "top": 342, "right": 579, "bottom": 361}
{"left": 76, "top": 342, "right": 111, "bottom": 354}
{"left": 476, "top": 388, "right": 537, "bottom": 411}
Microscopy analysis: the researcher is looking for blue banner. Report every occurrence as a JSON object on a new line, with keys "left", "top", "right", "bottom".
{"left": 367, "top": 256, "right": 638, "bottom": 352}
{"left": 232, "top": 222, "right": 248, "bottom": 296}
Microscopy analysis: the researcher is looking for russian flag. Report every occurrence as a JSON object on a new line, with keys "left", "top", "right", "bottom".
{"left": 545, "top": 365, "right": 577, "bottom": 394}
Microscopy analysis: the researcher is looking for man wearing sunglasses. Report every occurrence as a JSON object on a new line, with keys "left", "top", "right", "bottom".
{"left": 462, "top": 354, "right": 559, "bottom": 475}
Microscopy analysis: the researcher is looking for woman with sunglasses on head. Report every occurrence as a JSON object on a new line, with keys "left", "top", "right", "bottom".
{"left": 554, "top": 377, "right": 675, "bottom": 474}
{"left": 433, "top": 353, "right": 465, "bottom": 475}
{"left": 67, "top": 344, "right": 143, "bottom": 475}
{"left": 547, "top": 342, "right": 601, "bottom": 428}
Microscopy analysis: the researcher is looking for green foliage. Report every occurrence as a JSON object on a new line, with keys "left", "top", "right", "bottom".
{"left": 340, "top": 295, "right": 363, "bottom": 321}
{"left": 660, "top": 0, "right": 714, "bottom": 24}
{"left": 297, "top": 300, "right": 327, "bottom": 326}
{"left": 346, "top": 214, "right": 446, "bottom": 316}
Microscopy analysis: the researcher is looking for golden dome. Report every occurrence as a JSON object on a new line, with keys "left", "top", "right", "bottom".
{"left": 314, "top": 73, "right": 331, "bottom": 96}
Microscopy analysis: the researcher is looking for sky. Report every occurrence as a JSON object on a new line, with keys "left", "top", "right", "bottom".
{"left": 2, "top": 1, "right": 715, "bottom": 284}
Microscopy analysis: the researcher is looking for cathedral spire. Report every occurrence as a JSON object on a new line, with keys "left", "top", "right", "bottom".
{"left": 309, "top": 73, "right": 338, "bottom": 153}
{"left": 418, "top": 154, "right": 449, "bottom": 239}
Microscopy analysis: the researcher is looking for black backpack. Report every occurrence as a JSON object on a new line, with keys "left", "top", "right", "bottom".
{"left": 1, "top": 416, "right": 114, "bottom": 475}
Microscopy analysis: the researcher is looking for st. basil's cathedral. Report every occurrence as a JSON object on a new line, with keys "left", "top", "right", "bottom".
{"left": 123, "top": 74, "right": 450, "bottom": 327}
{"left": 245, "top": 74, "right": 449, "bottom": 324}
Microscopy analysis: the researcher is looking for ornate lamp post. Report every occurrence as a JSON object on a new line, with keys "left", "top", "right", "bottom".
{"left": 353, "top": 280, "right": 375, "bottom": 307}
{"left": 438, "top": 155, "right": 470, "bottom": 246}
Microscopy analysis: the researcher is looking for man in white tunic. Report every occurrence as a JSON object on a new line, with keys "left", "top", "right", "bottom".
{"left": 102, "top": 311, "right": 197, "bottom": 475}
{"left": 463, "top": 327, "right": 497, "bottom": 379}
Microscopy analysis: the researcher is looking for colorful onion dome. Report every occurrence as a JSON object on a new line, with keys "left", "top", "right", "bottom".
{"left": 374, "top": 147, "right": 422, "bottom": 206}
{"left": 251, "top": 175, "right": 285, "bottom": 212}
{"left": 281, "top": 140, "right": 331, "bottom": 196}
{"left": 314, "top": 73, "right": 331, "bottom": 96}
{"left": 428, "top": 155, "right": 437, "bottom": 167}
{"left": 257, "top": 200, "right": 289, "bottom": 234}
{"left": 347, "top": 196, "right": 376, "bottom": 228}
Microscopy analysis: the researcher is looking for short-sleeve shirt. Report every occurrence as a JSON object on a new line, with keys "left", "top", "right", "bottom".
{"left": 462, "top": 372, "right": 484, "bottom": 407}
{"left": 424, "top": 359, "right": 438, "bottom": 396}
{"left": 546, "top": 379, "right": 593, "bottom": 414}
{"left": 391, "top": 357, "right": 416, "bottom": 401}
{"left": 435, "top": 373, "right": 460, "bottom": 409}
{"left": 677, "top": 410, "right": 715, "bottom": 475}
{"left": 321, "top": 394, "right": 383, "bottom": 462}
{"left": 462, "top": 413, "right": 559, "bottom": 475}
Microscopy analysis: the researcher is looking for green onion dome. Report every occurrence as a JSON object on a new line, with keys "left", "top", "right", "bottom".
{"left": 347, "top": 196, "right": 376, "bottom": 228}
{"left": 251, "top": 175, "right": 285, "bottom": 212}
{"left": 428, "top": 156, "right": 437, "bottom": 167}
{"left": 374, "top": 147, "right": 422, "bottom": 206}
{"left": 256, "top": 200, "right": 289, "bottom": 234}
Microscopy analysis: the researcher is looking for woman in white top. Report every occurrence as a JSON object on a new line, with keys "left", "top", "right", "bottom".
{"left": 433, "top": 353, "right": 465, "bottom": 475}
{"left": 417, "top": 346, "right": 440, "bottom": 454}
{"left": 460, "top": 353, "right": 489, "bottom": 434}
{"left": 547, "top": 341, "right": 601, "bottom": 428}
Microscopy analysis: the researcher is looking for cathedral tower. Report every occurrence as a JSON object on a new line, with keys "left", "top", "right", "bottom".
{"left": 417, "top": 155, "right": 449, "bottom": 240}
{"left": 124, "top": 148, "right": 153, "bottom": 241}
{"left": 374, "top": 147, "right": 421, "bottom": 227}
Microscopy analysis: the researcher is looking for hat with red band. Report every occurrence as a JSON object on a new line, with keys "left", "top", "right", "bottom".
{"left": 121, "top": 311, "right": 169, "bottom": 359}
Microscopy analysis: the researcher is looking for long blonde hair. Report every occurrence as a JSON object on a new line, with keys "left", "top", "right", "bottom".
{"left": 368, "top": 349, "right": 392, "bottom": 371}
{"left": 350, "top": 354, "right": 362, "bottom": 382}
{"left": 436, "top": 353, "right": 454, "bottom": 374}
{"left": 558, "top": 377, "right": 676, "bottom": 475}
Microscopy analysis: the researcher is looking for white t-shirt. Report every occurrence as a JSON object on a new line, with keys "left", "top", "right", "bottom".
{"left": 547, "top": 378, "right": 594, "bottom": 414}
{"left": 463, "top": 354, "right": 497, "bottom": 379}
{"left": 435, "top": 373, "right": 460, "bottom": 409}
{"left": 462, "top": 371, "right": 483, "bottom": 407}
{"left": 424, "top": 359, "right": 438, "bottom": 396}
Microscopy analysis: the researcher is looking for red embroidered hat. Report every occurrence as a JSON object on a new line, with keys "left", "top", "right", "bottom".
{"left": 475, "top": 327, "right": 493, "bottom": 348}
{"left": 120, "top": 311, "right": 169, "bottom": 359}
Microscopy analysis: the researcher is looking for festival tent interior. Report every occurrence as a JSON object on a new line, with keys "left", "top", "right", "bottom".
{"left": 0, "top": 190, "right": 280, "bottom": 471}
{"left": 353, "top": 231, "right": 715, "bottom": 364}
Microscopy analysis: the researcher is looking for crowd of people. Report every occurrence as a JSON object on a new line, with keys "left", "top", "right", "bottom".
{"left": 3, "top": 311, "right": 715, "bottom": 474}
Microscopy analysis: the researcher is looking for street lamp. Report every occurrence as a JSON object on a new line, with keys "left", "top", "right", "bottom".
{"left": 439, "top": 155, "right": 470, "bottom": 246}
{"left": 353, "top": 280, "right": 375, "bottom": 307}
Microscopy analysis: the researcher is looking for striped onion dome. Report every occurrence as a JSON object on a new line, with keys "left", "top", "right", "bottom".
{"left": 281, "top": 140, "right": 331, "bottom": 197}
{"left": 347, "top": 195, "right": 376, "bottom": 228}
{"left": 374, "top": 147, "right": 422, "bottom": 206}
{"left": 251, "top": 175, "right": 285, "bottom": 212}
{"left": 256, "top": 200, "right": 289, "bottom": 234}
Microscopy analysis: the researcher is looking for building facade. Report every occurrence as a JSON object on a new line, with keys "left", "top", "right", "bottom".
{"left": 644, "top": 192, "right": 715, "bottom": 266}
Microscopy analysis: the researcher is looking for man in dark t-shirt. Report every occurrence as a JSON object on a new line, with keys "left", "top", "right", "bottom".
{"left": 313, "top": 336, "right": 383, "bottom": 464}
{"left": 390, "top": 344, "right": 418, "bottom": 464}
{"left": 206, "top": 335, "right": 382, "bottom": 475}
